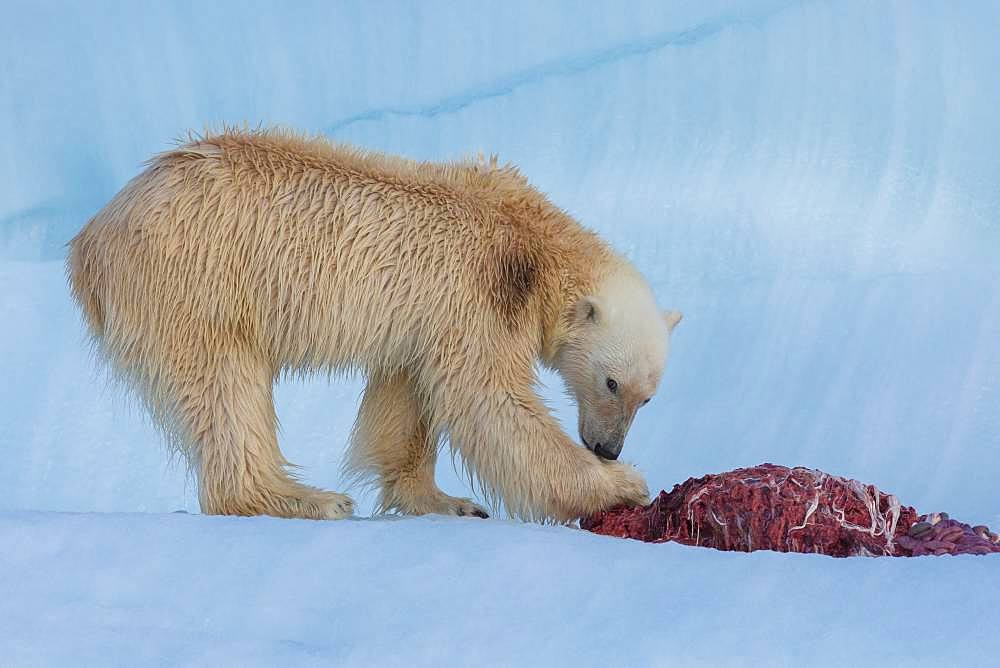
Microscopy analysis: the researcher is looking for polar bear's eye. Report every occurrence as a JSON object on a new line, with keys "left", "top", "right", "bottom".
{"left": 642, "top": 398, "right": 651, "bottom": 406}
{"left": 606, "top": 378, "right": 618, "bottom": 393}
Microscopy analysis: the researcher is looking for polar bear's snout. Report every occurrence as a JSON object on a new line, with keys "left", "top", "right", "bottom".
{"left": 581, "top": 429, "right": 625, "bottom": 461}
{"left": 593, "top": 441, "right": 622, "bottom": 461}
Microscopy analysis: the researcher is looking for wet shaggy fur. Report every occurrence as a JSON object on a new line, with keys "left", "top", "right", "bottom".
{"left": 68, "top": 128, "right": 653, "bottom": 522}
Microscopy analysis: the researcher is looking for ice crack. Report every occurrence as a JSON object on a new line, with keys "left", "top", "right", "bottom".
{"left": 326, "top": 0, "right": 809, "bottom": 135}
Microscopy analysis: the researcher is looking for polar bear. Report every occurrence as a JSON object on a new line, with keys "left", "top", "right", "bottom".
{"left": 68, "top": 128, "right": 681, "bottom": 523}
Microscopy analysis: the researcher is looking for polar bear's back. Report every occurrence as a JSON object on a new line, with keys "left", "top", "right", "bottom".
{"left": 67, "top": 129, "right": 593, "bottom": 377}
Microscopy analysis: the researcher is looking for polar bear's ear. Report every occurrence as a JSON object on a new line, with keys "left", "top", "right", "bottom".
{"left": 574, "top": 295, "right": 603, "bottom": 325}
{"left": 663, "top": 310, "right": 683, "bottom": 332}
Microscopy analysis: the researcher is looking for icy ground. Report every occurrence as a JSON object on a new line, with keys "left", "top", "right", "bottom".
{"left": 4, "top": 511, "right": 999, "bottom": 666}
{"left": 2, "top": 0, "right": 999, "bottom": 665}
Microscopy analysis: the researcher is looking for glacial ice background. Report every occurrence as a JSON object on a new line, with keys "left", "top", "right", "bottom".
{"left": 2, "top": 1, "right": 999, "bottom": 664}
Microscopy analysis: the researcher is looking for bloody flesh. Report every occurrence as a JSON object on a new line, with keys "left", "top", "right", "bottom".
{"left": 582, "top": 463, "right": 1000, "bottom": 557}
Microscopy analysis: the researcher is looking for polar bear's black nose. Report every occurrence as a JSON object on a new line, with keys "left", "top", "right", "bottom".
{"left": 594, "top": 443, "right": 620, "bottom": 461}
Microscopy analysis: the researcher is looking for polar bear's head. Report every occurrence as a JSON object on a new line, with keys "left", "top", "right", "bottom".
{"left": 554, "top": 266, "right": 681, "bottom": 461}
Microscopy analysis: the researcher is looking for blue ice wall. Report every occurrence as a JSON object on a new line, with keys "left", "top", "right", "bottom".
{"left": 2, "top": 1, "right": 998, "bottom": 521}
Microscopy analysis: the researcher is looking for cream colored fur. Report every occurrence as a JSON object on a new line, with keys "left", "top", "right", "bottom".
{"left": 554, "top": 267, "right": 682, "bottom": 460}
{"left": 67, "top": 127, "right": 680, "bottom": 523}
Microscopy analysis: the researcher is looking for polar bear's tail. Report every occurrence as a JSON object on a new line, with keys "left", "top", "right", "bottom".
{"left": 66, "top": 226, "right": 105, "bottom": 339}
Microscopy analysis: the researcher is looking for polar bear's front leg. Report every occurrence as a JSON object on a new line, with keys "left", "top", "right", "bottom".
{"left": 346, "top": 371, "right": 489, "bottom": 518}
{"left": 443, "top": 385, "right": 650, "bottom": 523}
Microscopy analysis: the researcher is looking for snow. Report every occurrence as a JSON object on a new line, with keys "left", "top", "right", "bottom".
{"left": 2, "top": 0, "right": 999, "bottom": 664}
{"left": 4, "top": 511, "right": 998, "bottom": 666}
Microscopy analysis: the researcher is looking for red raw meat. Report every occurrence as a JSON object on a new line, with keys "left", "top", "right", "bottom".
{"left": 582, "top": 463, "right": 1000, "bottom": 557}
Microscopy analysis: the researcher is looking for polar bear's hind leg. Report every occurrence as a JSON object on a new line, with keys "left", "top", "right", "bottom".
{"left": 166, "top": 338, "right": 354, "bottom": 520}
{"left": 347, "top": 371, "right": 488, "bottom": 518}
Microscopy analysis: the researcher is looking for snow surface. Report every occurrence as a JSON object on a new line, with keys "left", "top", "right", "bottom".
{"left": 2, "top": 0, "right": 999, "bottom": 664}
{"left": 4, "top": 511, "right": 998, "bottom": 666}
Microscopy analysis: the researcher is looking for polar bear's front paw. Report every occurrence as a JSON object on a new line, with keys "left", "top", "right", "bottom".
{"left": 603, "top": 461, "right": 651, "bottom": 509}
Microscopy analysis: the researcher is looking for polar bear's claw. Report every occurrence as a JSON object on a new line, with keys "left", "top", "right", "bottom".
{"left": 319, "top": 492, "right": 355, "bottom": 520}
{"left": 455, "top": 501, "right": 490, "bottom": 519}
{"left": 387, "top": 491, "right": 490, "bottom": 519}
{"left": 443, "top": 496, "right": 490, "bottom": 519}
